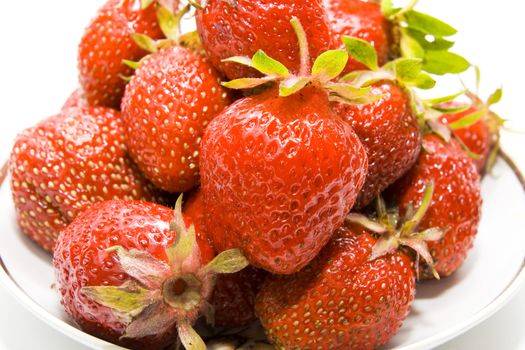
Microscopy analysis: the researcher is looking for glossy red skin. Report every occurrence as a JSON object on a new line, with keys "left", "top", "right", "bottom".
{"left": 324, "top": 0, "right": 391, "bottom": 74}
{"left": 121, "top": 46, "right": 233, "bottom": 193}
{"left": 388, "top": 135, "right": 482, "bottom": 278}
{"left": 333, "top": 82, "right": 421, "bottom": 209}
{"left": 62, "top": 89, "right": 89, "bottom": 110}
{"left": 9, "top": 107, "right": 165, "bottom": 252}
{"left": 440, "top": 105, "right": 493, "bottom": 173}
{"left": 78, "top": 0, "right": 165, "bottom": 109}
{"left": 54, "top": 200, "right": 214, "bottom": 350}
{"left": 184, "top": 190, "right": 266, "bottom": 328}
{"left": 256, "top": 223, "right": 416, "bottom": 350}
{"left": 196, "top": 0, "right": 335, "bottom": 80}
{"left": 200, "top": 87, "right": 368, "bottom": 274}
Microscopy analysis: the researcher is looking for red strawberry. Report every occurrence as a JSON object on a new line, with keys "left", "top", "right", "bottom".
{"left": 184, "top": 190, "right": 267, "bottom": 328}
{"left": 256, "top": 222, "right": 416, "bottom": 350}
{"left": 54, "top": 199, "right": 247, "bottom": 349}
{"left": 121, "top": 45, "right": 233, "bottom": 193}
{"left": 9, "top": 106, "right": 165, "bottom": 252}
{"left": 324, "top": 0, "right": 391, "bottom": 74}
{"left": 387, "top": 134, "right": 482, "bottom": 278}
{"left": 200, "top": 86, "right": 368, "bottom": 274}
{"left": 211, "top": 267, "right": 267, "bottom": 328}
{"left": 195, "top": 0, "right": 335, "bottom": 80}
{"left": 62, "top": 89, "right": 88, "bottom": 110}
{"left": 78, "top": 0, "right": 167, "bottom": 109}
{"left": 439, "top": 93, "right": 502, "bottom": 174}
{"left": 333, "top": 81, "right": 421, "bottom": 208}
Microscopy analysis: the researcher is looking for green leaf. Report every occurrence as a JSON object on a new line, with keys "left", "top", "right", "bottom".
{"left": 279, "top": 77, "right": 311, "bottom": 97}
{"left": 401, "top": 181, "right": 434, "bottom": 235}
{"left": 81, "top": 281, "right": 154, "bottom": 320}
{"left": 157, "top": 5, "right": 177, "bottom": 41}
{"left": 404, "top": 28, "right": 455, "bottom": 51}
{"left": 346, "top": 213, "right": 388, "bottom": 234}
{"left": 141, "top": 0, "right": 155, "bottom": 9}
{"left": 390, "top": 58, "right": 423, "bottom": 83}
{"left": 106, "top": 246, "right": 170, "bottom": 289}
{"left": 177, "top": 322, "right": 207, "bottom": 350}
{"left": 340, "top": 70, "right": 395, "bottom": 87}
{"left": 427, "top": 120, "right": 452, "bottom": 143}
{"left": 381, "top": 0, "right": 399, "bottom": 17}
{"left": 122, "top": 59, "right": 141, "bottom": 70}
{"left": 475, "top": 65, "right": 481, "bottom": 91}
{"left": 252, "top": 50, "right": 289, "bottom": 77}
{"left": 342, "top": 37, "right": 379, "bottom": 71}
{"left": 179, "top": 31, "right": 203, "bottom": 51}
{"left": 448, "top": 109, "right": 486, "bottom": 130}
{"left": 412, "top": 73, "right": 436, "bottom": 89}
{"left": 203, "top": 249, "right": 249, "bottom": 274}
{"left": 222, "top": 76, "right": 277, "bottom": 90}
{"left": 423, "top": 51, "right": 470, "bottom": 75}
{"left": 487, "top": 88, "right": 503, "bottom": 106}
{"left": 430, "top": 104, "right": 470, "bottom": 114}
{"left": 424, "top": 90, "right": 466, "bottom": 105}
{"left": 311, "top": 50, "right": 349, "bottom": 82}
{"left": 404, "top": 10, "right": 457, "bottom": 37}
{"left": 222, "top": 56, "right": 254, "bottom": 68}
{"left": 400, "top": 32, "right": 425, "bottom": 59}
{"left": 130, "top": 33, "right": 158, "bottom": 53}
{"left": 325, "top": 83, "right": 373, "bottom": 101}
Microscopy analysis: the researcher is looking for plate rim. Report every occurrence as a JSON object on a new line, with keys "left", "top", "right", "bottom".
{"left": 1, "top": 159, "right": 525, "bottom": 350}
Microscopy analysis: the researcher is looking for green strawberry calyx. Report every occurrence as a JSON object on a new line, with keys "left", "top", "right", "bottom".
{"left": 381, "top": 0, "right": 470, "bottom": 76}
{"left": 123, "top": 4, "right": 201, "bottom": 74}
{"left": 220, "top": 18, "right": 381, "bottom": 104}
{"left": 81, "top": 195, "right": 249, "bottom": 350}
{"left": 346, "top": 182, "right": 445, "bottom": 280}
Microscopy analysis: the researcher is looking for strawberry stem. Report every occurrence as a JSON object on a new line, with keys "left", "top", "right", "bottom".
{"left": 290, "top": 17, "right": 310, "bottom": 77}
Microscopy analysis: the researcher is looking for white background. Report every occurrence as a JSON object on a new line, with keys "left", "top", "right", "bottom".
{"left": 1, "top": 0, "right": 524, "bottom": 349}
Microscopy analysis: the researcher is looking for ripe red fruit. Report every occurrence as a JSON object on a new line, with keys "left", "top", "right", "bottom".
{"left": 121, "top": 45, "right": 233, "bottom": 193}
{"left": 184, "top": 190, "right": 266, "bottom": 328}
{"left": 9, "top": 106, "right": 164, "bottom": 252}
{"left": 54, "top": 199, "right": 247, "bottom": 349}
{"left": 324, "top": 0, "right": 391, "bottom": 74}
{"left": 78, "top": 0, "right": 166, "bottom": 109}
{"left": 388, "top": 134, "right": 482, "bottom": 278}
{"left": 333, "top": 81, "right": 421, "bottom": 208}
{"left": 211, "top": 267, "right": 267, "bottom": 328}
{"left": 256, "top": 222, "right": 416, "bottom": 350}
{"left": 195, "top": 0, "right": 334, "bottom": 80}
{"left": 62, "top": 89, "right": 88, "bottom": 110}
{"left": 200, "top": 87, "right": 368, "bottom": 274}
{"left": 440, "top": 104, "right": 494, "bottom": 173}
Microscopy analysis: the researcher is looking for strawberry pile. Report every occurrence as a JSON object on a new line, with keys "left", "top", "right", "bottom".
{"left": 7, "top": 0, "right": 511, "bottom": 349}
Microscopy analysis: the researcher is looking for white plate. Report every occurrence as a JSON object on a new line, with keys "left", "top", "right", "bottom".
{"left": 1, "top": 155, "right": 524, "bottom": 350}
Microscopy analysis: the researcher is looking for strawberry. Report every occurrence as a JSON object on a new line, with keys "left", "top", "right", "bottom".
{"left": 195, "top": 0, "right": 334, "bottom": 80}
{"left": 440, "top": 105, "right": 491, "bottom": 172}
{"left": 54, "top": 198, "right": 248, "bottom": 349}
{"left": 256, "top": 222, "right": 416, "bottom": 350}
{"left": 62, "top": 89, "right": 88, "bottom": 110}
{"left": 78, "top": 0, "right": 167, "bottom": 109}
{"left": 200, "top": 86, "right": 368, "bottom": 274}
{"left": 439, "top": 87, "right": 503, "bottom": 174}
{"left": 324, "top": 0, "right": 391, "bottom": 74}
{"left": 211, "top": 267, "right": 267, "bottom": 328}
{"left": 9, "top": 106, "right": 165, "bottom": 252}
{"left": 199, "top": 19, "right": 373, "bottom": 275}
{"left": 387, "top": 134, "right": 482, "bottom": 278}
{"left": 184, "top": 190, "right": 267, "bottom": 328}
{"left": 121, "top": 44, "right": 232, "bottom": 193}
{"left": 333, "top": 81, "right": 421, "bottom": 209}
